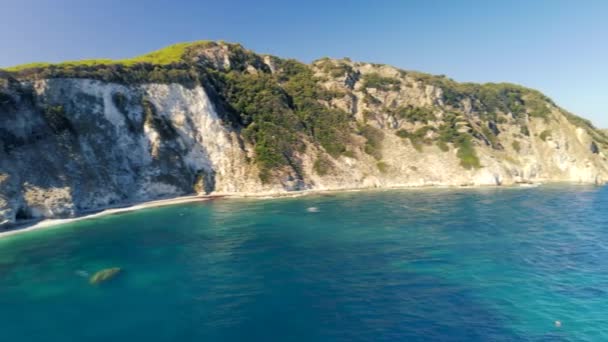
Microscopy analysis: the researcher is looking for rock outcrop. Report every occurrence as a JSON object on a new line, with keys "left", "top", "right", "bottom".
{"left": 1, "top": 41, "right": 607, "bottom": 226}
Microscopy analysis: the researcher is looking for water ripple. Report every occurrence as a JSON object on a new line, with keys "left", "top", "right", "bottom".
{"left": 0, "top": 185, "right": 606, "bottom": 341}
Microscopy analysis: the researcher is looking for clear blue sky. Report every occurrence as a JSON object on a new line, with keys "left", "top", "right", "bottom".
{"left": 2, "top": 0, "right": 606, "bottom": 127}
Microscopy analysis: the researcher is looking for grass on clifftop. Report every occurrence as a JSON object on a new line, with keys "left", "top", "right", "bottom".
{"left": 4, "top": 41, "right": 214, "bottom": 72}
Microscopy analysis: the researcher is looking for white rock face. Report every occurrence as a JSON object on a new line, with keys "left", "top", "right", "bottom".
{"left": 140, "top": 83, "right": 263, "bottom": 194}
{"left": 0, "top": 74, "right": 607, "bottom": 227}
{"left": 0, "top": 78, "right": 269, "bottom": 225}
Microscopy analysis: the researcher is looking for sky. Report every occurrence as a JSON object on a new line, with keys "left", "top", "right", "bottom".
{"left": 1, "top": 0, "right": 606, "bottom": 127}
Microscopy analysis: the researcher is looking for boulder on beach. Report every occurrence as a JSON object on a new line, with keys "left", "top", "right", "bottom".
{"left": 89, "top": 267, "right": 122, "bottom": 285}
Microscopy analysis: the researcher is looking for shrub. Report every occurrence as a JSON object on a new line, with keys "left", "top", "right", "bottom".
{"left": 220, "top": 71, "right": 303, "bottom": 182}
{"left": 112, "top": 93, "right": 140, "bottom": 133}
{"left": 430, "top": 79, "right": 528, "bottom": 116}
{"left": 388, "top": 106, "right": 435, "bottom": 123}
{"left": 361, "top": 73, "right": 401, "bottom": 91}
{"left": 359, "top": 124, "right": 384, "bottom": 160}
{"left": 362, "top": 110, "right": 375, "bottom": 122}
{"left": 342, "top": 150, "right": 356, "bottom": 159}
{"left": 436, "top": 113, "right": 461, "bottom": 143}
{"left": 43, "top": 105, "right": 74, "bottom": 135}
{"left": 437, "top": 140, "right": 449, "bottom": 152}
{"left": 512, "top": 140, "right": 521, "bottom": 152}
{"left": 539, "top": 130, "right": 552, "bottom": 142}
{"left": 217, "top": 59, "right": 353, "bottom": 182}
{"left": 313, "top": 156, "right": 333, "bottom": 176}
{"left": 317, "top": 60, "right": 354, "bottom": 78}
{"left": 481, "top": 126, "right": 500, "bottom": 149}
{"left": 396, "top": 126, "right": 434, "bottom": 152}
{"left": 111, "top": 92, "right": 128, "bottom": 114}
{"left": 362, "top": 91, "right": 381, "bottom": 105}
{"left": 0, "top": 92, "right": 15, "bottom": 109}
{"left": 142, "top": 99, "right": 179, "bottom": 140}
{"left": 527, "top": 96, "right": 551, "bottom": 121}
{"left": 279, "top": 60, "right": 351, "bottom": 157}
{"left": 433, "top": 113, "right": 481, "bottom": 169}
{"left": 562, "top": 111, "right": 608, "bottom": 146}
{"left": 377, "top": 161, "right": 389, "bottom": 173}
{"left": 456, "top": 136, "right": 481, "bottom": 169}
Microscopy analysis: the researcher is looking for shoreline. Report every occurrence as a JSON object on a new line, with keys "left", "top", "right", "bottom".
{"left": 0, "top": 194, "right": 218, "bottom": 239}
{"left": 0, "top": 181, "right": 601, "bottom": 239}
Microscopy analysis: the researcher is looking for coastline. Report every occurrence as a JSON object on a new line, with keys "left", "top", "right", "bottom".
{"left": 0, "top": 195, "right": 215, "bottom": 239}
{"left": 0, "top": 181, "right": 600, "bottom": 240}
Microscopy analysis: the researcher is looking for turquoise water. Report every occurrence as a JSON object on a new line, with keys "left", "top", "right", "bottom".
{"left": 1, "top": 186, "right": 607, "bottom": 341}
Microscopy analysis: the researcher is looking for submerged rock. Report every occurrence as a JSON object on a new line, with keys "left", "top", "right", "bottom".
{"left": 89, "top": 267, "right": 122, "bottom": 285}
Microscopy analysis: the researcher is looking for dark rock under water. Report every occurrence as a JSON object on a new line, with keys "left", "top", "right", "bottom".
{"left": 0, "top": 186, "right": 606, "bottom": 341}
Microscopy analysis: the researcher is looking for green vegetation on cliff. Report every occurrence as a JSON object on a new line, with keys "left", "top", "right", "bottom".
{"left": 539, "top": 130, "right": 552, "bottom": 142}
{"left": 361, "top": 73, "right": 401, "bottom": 91}
{"left": 388, "top": 106, "right": 435, "bottom": 123}
{"left": 5, "top": 41, "right": 214, "bottom": 72}
{"left": 214, "top": 59, "right": 352, "bottom": 181}
{"left": 359, "top": 124, "right": 384, "bottom": 160}
{"left": 2, "top": 41, "right": 252, "bottom": 87}
{"left": 438, "top": 113, "right": 481, "bottom": 168}
{"left": 315, "top": 58, "right": 355, "bottom": 78}
{"left": 456, "top": 137, "right": 482, "bottom": 169}
{"left": 396, "top": 126, "right": 434, "bottom": 152}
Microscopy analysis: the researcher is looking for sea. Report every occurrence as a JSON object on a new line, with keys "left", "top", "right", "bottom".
{"left": 1, "top": 185, "right": 607, "bottom": 341}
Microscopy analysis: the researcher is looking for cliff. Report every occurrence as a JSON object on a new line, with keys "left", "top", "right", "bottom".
{"left": 1, "top": 41, "right": 607, "bottom": 226}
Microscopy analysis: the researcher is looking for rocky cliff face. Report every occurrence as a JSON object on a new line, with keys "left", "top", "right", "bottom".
{"left": 1, "top": 41, "right": 607, "bottom": 226}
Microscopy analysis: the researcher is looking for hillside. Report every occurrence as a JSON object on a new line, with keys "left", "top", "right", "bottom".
{"left": 1, "top": 41, "right": 607, "bottom": 226}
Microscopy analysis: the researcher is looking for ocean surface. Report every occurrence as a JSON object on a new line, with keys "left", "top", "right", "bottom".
{"left": 1, "top": 186, "right": 607, "bottom": 341}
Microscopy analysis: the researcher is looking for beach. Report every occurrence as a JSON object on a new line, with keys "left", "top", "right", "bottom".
{"left": 0, "top": 181, "right": 572, "bottom": 240}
